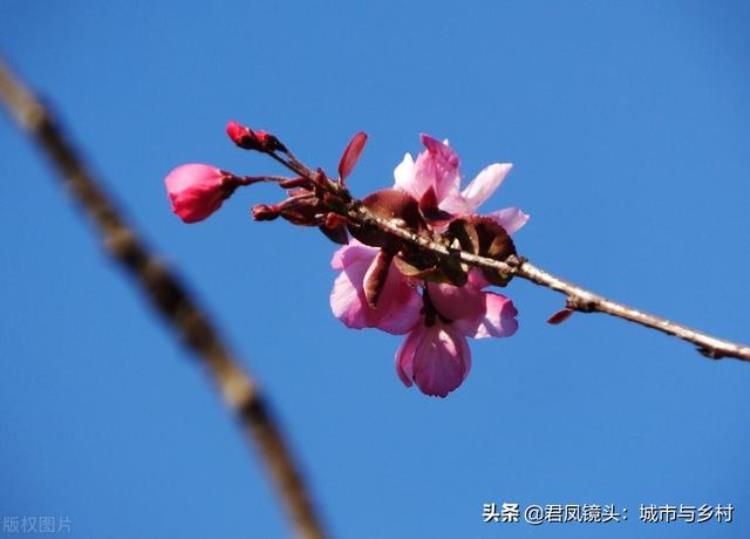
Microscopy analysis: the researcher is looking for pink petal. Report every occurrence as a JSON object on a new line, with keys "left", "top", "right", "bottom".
{"left": 165, "top": 164, "right": 221, "bottom": 191}
{"left": 455, "top": 292, "right": 519, "bottom": 339}
{"left": 393, "top": 153, "right": 418, "bottom": 198}
{"left": 330, "top": 244, "right": 379, "bottom": 330}
{"left": 373, "top": 264, "right": 422, "bottom": 334}
{"left": 427, "top": 281, "right": 486, "bottom": 322}
{"left": 329, "top": 241, "right": 421, "bottom": 335}
{"left": 437, "top": 191, "right": 472, "bottom": 217}
{"left": 412, "top": 134, "right": 461, "bottom": 202}
{"left": 460, "top": 163, "right": 512, "bottom": 212}
{"left": 331, "top": 271, "right": 371, "bottom": 329}
{"left": 395, "top": 329, "right": 420, "bottom": 387}
{"left": 487, "top": 207, "right": 530, "bottom": 235}
{"left": 331, "top": 240, "right": 378, "bottom": 270}
{"left": 466, "top": 267, "right": 491, "bottom": 289}
{"left": 412, "top": 322, "right": 471, "bottom": 398}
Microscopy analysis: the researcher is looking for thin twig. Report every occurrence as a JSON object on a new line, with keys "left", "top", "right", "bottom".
{"left": 515, "top": 261, "right": 750, "bottom": 361}
{"left": 0, "top": 58, "right": 326, "bottom": 539}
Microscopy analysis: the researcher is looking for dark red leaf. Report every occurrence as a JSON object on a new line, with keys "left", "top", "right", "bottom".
{"left": 547, "top": 308, "right": 574, "bottom": 325}
{"left": 279, "top": 197, "right": 323, "bottom": 226}
{"left": 319, "top": 213, "right": 349, "bottom": 245}
{"left": 466, "top": 216, "right": 516, "bottom": 286}
{"left": 362, "top": 189, "right": 422, "bottom": 224}
{"left": 393, "top": 255, "right": 438, "bottom": 279}
{"left": 350, "top": 188, "right": 424, "bottom": 248}
{"left": 469, "top": 216, "right": 516, "bottom": 260}
{"left": 418, "top": 187, "right": 454, "bottom": 222}
{"left": 338, "top": 132, "right": 368, "bottom": 182}
{"left": 438, "top": 256, "right": 469, "bottom": 286}
{"left": 447, "top": 219, "right": 480, "bottom": 255}
{"left": 319, "top": 223, "right": 349, "bottom": 245}
{"left": 364, "top": 250, "right": 392, "bottom": 308}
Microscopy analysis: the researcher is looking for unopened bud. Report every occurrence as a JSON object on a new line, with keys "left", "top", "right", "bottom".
{"left": 277, "top": 196, "right": 323, "bottom": 226}
{"left": 252, "top": 204, "right": 280, "bottom": 221}
{"left": 226, "top": 121, "right": 287, "bottom": 153}
{"left": 227, "top": 121, "right": 256, "bottom": 148}
{"left": 279, "top": 177, "right": 311, "bottom": 189}
{"left": 165, "top": 164, "right": 237, "bottom": 223}
{"left": 254, "top": 130, "right": 287, "bottom": 153}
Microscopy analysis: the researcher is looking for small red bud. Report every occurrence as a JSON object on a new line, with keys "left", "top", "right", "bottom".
{"left": 252, "top": 204, "right": 280, "bottom": 221}
{"left": 254, "top": 130, "right": 286, "bottom": 153}
{"left": 279, "top": 177, "right": 311, "bottom": 189}
{"left": 278, "top": 196, "right": 323, "bottom": 226}
{"left": 226, "top": 121, "right": 287, "bottom": 153}
{"left": 227, "top": 120, "right": 257, "bottom": 149}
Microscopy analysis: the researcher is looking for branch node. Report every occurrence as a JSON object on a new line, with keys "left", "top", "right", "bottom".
{"left": 566, "top": 296, "right": 597, "bottom": 313}
{"left": 698, "top": 347, "right": 725, "bottom": 361}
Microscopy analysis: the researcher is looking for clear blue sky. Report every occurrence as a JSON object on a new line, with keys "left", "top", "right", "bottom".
{"left": 2, "top": 2, "right": 749, "bottom": 538}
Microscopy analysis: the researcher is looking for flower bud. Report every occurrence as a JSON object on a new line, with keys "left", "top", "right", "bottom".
{"left": 254, "top": 130, "right": 286, "bottom": 153}
{"left": 227, "top": 121, "right": 256, "bottom": 148}
{"left": 165, "top": 164, "right": 237, "bottom": 223}
{"left": 278, "top": 177, "right": 311, "bottom": 189}
{"left": 226, "top": 121, "right": 286, "bottom": 153}
{"left": 251, "top": 204, "right": 280, "bottom": 221}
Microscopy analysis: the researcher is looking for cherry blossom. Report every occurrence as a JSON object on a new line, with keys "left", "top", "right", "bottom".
{"left": 394, "top": 133, "right": 529, "bottom": 230}
{"left": 165, "top": 164, "right": 236, "bottom": 223}
{"left": 330, "top": 134, "right": 527, "bottom": 397}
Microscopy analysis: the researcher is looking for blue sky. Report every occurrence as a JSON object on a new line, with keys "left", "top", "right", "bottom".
{"left": 2, "top": 1, "right": 749, "bottom": 538}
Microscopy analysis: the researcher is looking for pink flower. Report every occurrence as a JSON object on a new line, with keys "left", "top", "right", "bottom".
{"left": 330, "top": 240, "right": 519, "bottom": 397}
{"left": 330, "top": 133, "right": 526, "bottom": 397}
{"left": 330, "top": 240, "right": 421, "bottom": 335}
{"left": 165, "top": 164, "right": 236, "bottom": 223}
{"left": 394, "top": 133, "right": 529, "bottom": 232}
{"left": 395, "top": 319, "right": 471, "bottom": 398}
{"left": 395, "top": 275, "right": 518, "bottom": 397}
{"left": 427, "top": 271, "right": 519, "bottom": 340}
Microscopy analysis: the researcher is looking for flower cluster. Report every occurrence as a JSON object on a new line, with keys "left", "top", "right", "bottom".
{"left": 330, "top": 135, "right": 527, "bottom": 396}
{"left": 165, "top": 125, "right": 527, "bottom": 397}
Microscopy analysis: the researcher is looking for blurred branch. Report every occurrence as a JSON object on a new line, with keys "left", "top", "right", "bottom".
{"left": 0, "top": 58, "right": 326, "bottom": 539}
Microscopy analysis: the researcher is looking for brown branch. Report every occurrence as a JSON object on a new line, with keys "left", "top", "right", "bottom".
{"left": 373, "top": 200, "right": 750, "bottom": 363}
{"left": 262, "top": 140, "right": 750, "bottom": 364}
{"left": 0, "top": 59, "right": 326, "bottom": 539}
{"left": 515, "top": 262, "right": 750, "bottom": 361}
{"left": 353, "top": 203, "right": 750, "bottom": 362}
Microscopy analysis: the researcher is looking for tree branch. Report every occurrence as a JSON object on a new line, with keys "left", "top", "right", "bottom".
{"left": 0, "top": 58, "right": 326, "bottom": 539}
{"left": 265, "top": 140, "right": 750, "bottom": 364}
{"left": 354, "top": 202, "right": 750, "bottom": 362}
